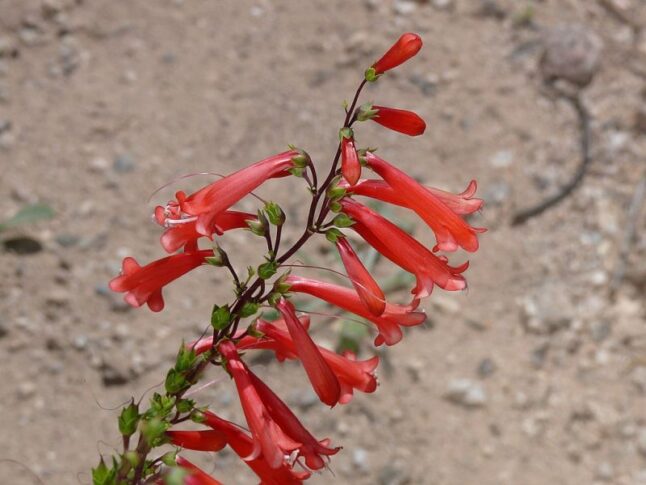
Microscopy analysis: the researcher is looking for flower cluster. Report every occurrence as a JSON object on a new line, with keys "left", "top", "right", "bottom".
{"left": 96, "top": 33, "right": 484, "bottom": 485}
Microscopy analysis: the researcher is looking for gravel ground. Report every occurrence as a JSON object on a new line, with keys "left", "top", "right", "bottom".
{"left": 1, "top": 1, "right": 645, "bottom": 484}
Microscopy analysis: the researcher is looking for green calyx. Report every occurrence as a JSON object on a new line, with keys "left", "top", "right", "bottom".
{"left": 205, "top": 244, "right": 227, "bottom": 267}
{"left": 290, "top": 149, "right": 311, "bottom": 168}
{"left": 240, "top": 301, "right": 260, "bottom": 318}
{"left": 333, "top": 213, "right": 355, "bottom": 228}
{"left": 264, "top": 201, "right": 285, "bottom": 226}
{"left": 258, "top": 260, "right": 278, "bottom": 280}
{"left": 339, "top": 127, "right": 354, "bottom": 140}
{"left": 118, "top": 400, "right": 140, "bottom": 437}
{"left": 364, "top": 67, "right": 379, "bottom": 82}
{"left": 325, "top": 228, "right": 344, "bottom": 243}
{"left": 356, "top": 102, "right": 379, "bottom": 122}
{"left": 211, "top": 304, "right": 232, "bottom": 330}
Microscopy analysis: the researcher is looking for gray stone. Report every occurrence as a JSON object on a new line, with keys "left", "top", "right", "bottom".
{"left": 477, "top": 358, "right": 496, "bottom": 378}
{"left": 378, "top": 464, "right": 411, "bottom": 485}
{"left": 113, "top": 154, "right": 136, "bottom": 173}
{"left": 539, "top": 25, "right": 603, "bottom": 87}
{"left": 352, "top": 448, "right": 369, "bottom": 471}
{"left": 445, "top": 378, "right": 487, "bottom": 407}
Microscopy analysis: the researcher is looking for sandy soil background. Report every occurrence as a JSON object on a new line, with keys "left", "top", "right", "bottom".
{"left": 1, "top": 0, "right": 645, "bottom": 484}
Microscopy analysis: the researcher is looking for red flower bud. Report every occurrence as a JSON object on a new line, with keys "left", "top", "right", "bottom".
{"left": 371, "top": 106, "right": 426, "bottom": 136}
{"left": 371, "top": 33, "right": 422, "bottom": 76}
{"left": 340, "top": 135, "right": 361, "bottom": 186}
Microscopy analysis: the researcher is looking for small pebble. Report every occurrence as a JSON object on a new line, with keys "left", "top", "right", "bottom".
{"left": 113, "top": 154, "right": 136, "bottom": 173}
{"left": 444, "top": 378, "right": 487, "bottom": 408}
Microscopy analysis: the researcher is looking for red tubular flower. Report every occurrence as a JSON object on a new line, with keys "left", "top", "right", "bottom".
{"left": 158, "top": 150, "right": 298, "bottom": 237}
{"left": 249, "top": 372, "right": 341, "bottom": 470}
{"left": 370, "top": 106, "right": 426, "bottom": 136}
{"left": 340, "top": 198, "right": 467, "bottom": 299}
{"left": 109, "top": 250, "right": 212, "bottom": 312}
{"left": 167, "top": 429, "right": 227, "bottom": 452}
{"left": 371, "top": 33, "right": 423, "bottom": 75}
{"left": 159, "top": 210, "right": 257, "bottom": 253}
{"left": 343, "top": 179, "right": 483, "bottom": 215}
{"left": 335, "top": 237, "right": 385, "bottom": 315}
{"left": 203, "top": 412, "right": 310, "bottom": 485}
{"left": 244, "top": 319, "right": 379, "bottom": 404}
{"left": 218, "top": 340, "right": 301, "bottom": 469}
{"left": 285, "top": 275, "right": 426, "bottom": 346}
{"left": 365, "top": 152, "right": 485, "bottom": 252}
{"left": 340, "top": 135, "right": 361, "bottom": 186}
{"left": 276, "top": 299, "right": 341, "bottom": 407}
{"left": 176, "top": 456, "right": 223, "bottom": 485}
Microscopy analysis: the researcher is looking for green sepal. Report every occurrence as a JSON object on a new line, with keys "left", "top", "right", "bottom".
{"left": 288, "top": 167, "right": 305, "bottom": 177}
{"left": 190, "top": 409, "right": 206, "bottom": 423}
{"left": 339, "top": 127, "right": 354, "bottom": 140}
{"left": 174, "top": 343, "right": 197, "bottom": 373}
{"left": 356, "top": 102, "right": 379, "bottom": 121}
{"left": 141, "top": 417, "right": 170, "bottom": 448}
{"left": 124, "top": 451, "right": 140, "bottom": 469}
{"left": 240, "top": 301, "right": 260, "bottom": 318}
{"left": 205, "top": 244, "right": 227, "bottom": 267}
{"left": 176, "top": 398, "right": 195, "bottom": 414}
{"left": 333, "top": 213, "right": 355, "bottom": 228}
{"left": 92, "top": 458, "right": 117, "bottom": 485}
{"left": 160, "top": 450, "right": 178, "bottom": 467}
{"left": 164, "top": 368, "right": 189, "bottom": 394}
{"left": 246, "top": 322, "right": 264, "bottom": 338}
{"left": 327, "top": 186, "right": 346, "bottom": 202}
{"left": 273, "top": 272, "right": 292, "bottom": 294}
{"left": 164, "top": 467, "right": 188, "bottom": 485}
{"left": 258, "top": 260, "right": 278, "bottom": 280}
{"left": 329, "top": 200, "right": 342, "bottom": 212}
{"left": 264, "top": 202, "right": 285, "bottom": 226}
{"left": 364, "top": 67, "right": 379, "bottom": 82}
{"left": 267, "top": 292, "right": 282, "bottom": 306}
{"left": 325, "top": 228, "right": 344, "bottom": 243}
{"left": 211, "top": 304, "right": 232, "bottom": 330}
{"left": 118, "top": 400, "right": 140, "bottom": 437}
{"left": 148, "top": 393, "right": 176, "bottom": 418}
{"left": 246, "top": 218, "right": 266, "bottom": 236}
{"left": 291, "top": 149, "right": 311, "bottom": 168}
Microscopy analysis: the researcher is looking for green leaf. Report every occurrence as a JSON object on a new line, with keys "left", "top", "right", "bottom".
{"left": 118, "top": 401, "right": 139, "bottom": 437}
{"left": 211, "top": 305, "right": 232, "bottom": 330}
{"left": 0, "top": 203, "right": 54, "bottom": 232}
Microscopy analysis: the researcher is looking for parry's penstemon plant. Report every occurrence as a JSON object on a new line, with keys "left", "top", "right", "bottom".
{"left": 94, "top": 33, "right": 485, "bottom": 484}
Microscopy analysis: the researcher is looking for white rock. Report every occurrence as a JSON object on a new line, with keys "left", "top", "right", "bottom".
{"left": 445, "top": 378, "right": 487, "bottom": 407}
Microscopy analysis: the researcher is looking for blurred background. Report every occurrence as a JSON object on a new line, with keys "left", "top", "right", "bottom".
{"left": 1, "top": 0, "right": 645, "bottom": 484}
